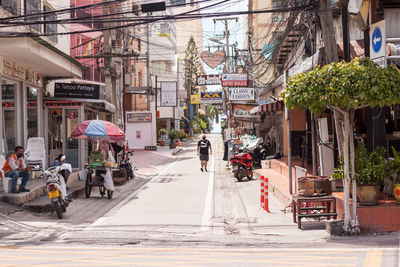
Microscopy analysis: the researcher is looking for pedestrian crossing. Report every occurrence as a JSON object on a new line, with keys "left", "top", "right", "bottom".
{"left": 0, "top": 246, "right": 390, "bottom": 266}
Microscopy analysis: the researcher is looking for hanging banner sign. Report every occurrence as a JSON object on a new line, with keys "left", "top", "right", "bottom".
{"left": 54, "top": 83, "right": 100, "bottom": 99}
{"left": 200, "top": 51, "right": 225, "bottom": 69}
{"left": 190, "top": 94, "right": 201, "bottom": 104}
{"left": 221, "top": 73, "right": 248, "bottom": 87}
{"left": 201, "top": 91, "right": 223, "bottom": 104}
{"left": 229, "top": 88, "right": 254, "bottom": 101}
{"left": 190, "top": 105, "right": 194, "bottom": 120}
{"left": 196, "top": 75, "right": 221, "bottom": 85}
{"left": 160, "top": 81, "right": 177, "bottom": 107}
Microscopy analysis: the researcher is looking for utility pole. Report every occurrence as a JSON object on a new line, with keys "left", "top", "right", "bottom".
{"left": 146, "top": 21, "right": 151, "bottom": 111}
{"left": 213, "top": 17, "right": 238, "bottom": 73}
{"left": 103, "top": 0, "right": 112, "bottom": 106}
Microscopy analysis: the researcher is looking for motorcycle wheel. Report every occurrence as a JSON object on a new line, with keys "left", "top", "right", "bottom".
{"left": 248, "top": 170, "right": 254, "bottom": 180}
{"left": 107, "top": 190, "right": 113, "bottom": 199}
{"left": 53, "top": 199, "right": 63, "bottom": 219}
{"left": 85, "top": 172, "right": 92, "bottom": 198}
{"left": 236, "top": 170, "right": 244, "bottom": 182}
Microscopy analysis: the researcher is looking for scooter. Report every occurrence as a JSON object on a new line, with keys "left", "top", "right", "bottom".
{"left": 230, "top": 152, "right": 253, "bottom": 182}
{"left": 119, "top": 151, "right": 134, "bottom": 180}
{"left": 42, "top": 163, "right": 72, "bottom": 219}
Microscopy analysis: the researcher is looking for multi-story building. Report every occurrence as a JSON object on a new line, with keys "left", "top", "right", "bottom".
{"left": 0, "top": 0, "right": 83, "bottom": 168}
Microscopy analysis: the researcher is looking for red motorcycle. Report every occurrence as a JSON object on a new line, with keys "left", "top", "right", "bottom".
{"left": 230, "top": 152, "right": 253, "bottom": 182}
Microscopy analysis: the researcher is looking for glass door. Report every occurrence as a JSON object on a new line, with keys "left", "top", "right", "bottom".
{"left": 2, "top": 83, "right": 16, "bottom": 157}
{"left": 64, "top": 109, "right": 79, "bottom": 168}
{"left": 48, "top": 109, "right": 63, "bottom": 166}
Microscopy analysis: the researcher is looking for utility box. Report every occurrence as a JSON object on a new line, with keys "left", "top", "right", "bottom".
{"left": 125, "top": 111, "right": 157, "bottom": 150}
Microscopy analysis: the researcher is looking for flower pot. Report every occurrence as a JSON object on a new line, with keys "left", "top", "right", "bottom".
{"left": 394, "top": 184, "right": 400, "bottom": 203}
{"left": 357, "top": 184, "right": 380, "bottom": 205}
{"left": 160, "top": 140, "right": 166, "bottom": 147}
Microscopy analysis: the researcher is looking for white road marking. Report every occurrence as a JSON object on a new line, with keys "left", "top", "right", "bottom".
{"left": 87, "top": 157, "right": 182, "bottom": 229}
{"left": 201, "top": 155, "right": 215, "bottom": 232}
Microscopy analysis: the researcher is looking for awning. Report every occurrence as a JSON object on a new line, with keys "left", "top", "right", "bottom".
{"left": 44, "top": 98, "right": 116, "bottom": 113}
{"left": 250, "top": 101, "right": 284, "bottom": 115}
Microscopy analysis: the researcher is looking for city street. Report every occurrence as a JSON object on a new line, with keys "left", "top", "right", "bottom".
{"left": 0, "top": 134, "right": 398, "bottom": 266}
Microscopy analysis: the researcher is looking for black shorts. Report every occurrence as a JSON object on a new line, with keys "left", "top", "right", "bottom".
{"left": 199, "top": 154, "right": 209, "bottom": 161}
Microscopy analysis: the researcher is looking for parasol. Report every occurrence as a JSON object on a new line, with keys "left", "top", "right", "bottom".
{"left": 70, "top": 120, "right": 124, "bottom": 142}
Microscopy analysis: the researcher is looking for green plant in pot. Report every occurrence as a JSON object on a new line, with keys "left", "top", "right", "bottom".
{"left": 159, "top": 128, "right": 167, "bottom": 146}
{"left": 388, "top": 147, "right": 400, "bottom": 202}
{"left": 330, "top": 157, "right": 344, "bottom": 191}
{"left": 354, "top": 143, "right": 387, "bottom": 205}
{"left": 168, "top": 130, "right": 180, "bottom": 149}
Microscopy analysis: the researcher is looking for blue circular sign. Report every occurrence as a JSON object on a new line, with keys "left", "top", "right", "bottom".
{"left": 371, "top": 27, "right": 383, "bottom": 53}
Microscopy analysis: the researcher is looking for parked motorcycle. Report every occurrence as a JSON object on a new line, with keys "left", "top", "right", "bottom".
{"left": 230, "top": 152, "right": 253, "bottom": 182}
{"left": 120, "top": 151, "right": 134, "bottom": 180}
{"left": 42, "top": 163, "right": 72, "bottom": 219}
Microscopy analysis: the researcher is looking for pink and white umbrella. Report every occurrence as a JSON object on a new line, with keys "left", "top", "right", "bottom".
{"left": 70, "top": 120, "right": 124, "bottom": 142}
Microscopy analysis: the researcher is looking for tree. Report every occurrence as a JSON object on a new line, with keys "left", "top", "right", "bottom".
{"left": 282, "top": 58, "right": 400, "bottom": 234}
{"left": 208, "top": 105, "right": 220, "bottom": 124}
{"left": 184, "top": 36, "right": 201, "bottom": 95}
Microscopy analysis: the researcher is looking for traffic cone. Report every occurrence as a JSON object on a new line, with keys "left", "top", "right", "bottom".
{"left": 177, "top": 140, "right": 182, "bottom": 147}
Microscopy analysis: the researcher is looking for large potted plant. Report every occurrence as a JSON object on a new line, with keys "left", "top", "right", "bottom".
{"left": 387, "top": 147, "right": 400, "bottom": 202}
{"left": 159, "top": 128, "right": 167, "bottom": 146}
{"left": 354, "top": 144, "right": 387, "bottom": 205}
{"left": 168, "top": 130, "right": 179, "bottom": 149}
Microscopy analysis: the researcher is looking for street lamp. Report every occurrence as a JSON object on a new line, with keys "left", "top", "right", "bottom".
{"left": 209, "top": 37, "right": 224, "bottom": 45}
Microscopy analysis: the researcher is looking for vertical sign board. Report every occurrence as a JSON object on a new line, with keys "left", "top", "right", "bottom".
{"left": 190, "top": 105, "right": 194, "bottom": 120}
{"left": 175, "top": 119, "right": 180, "bottom": 131}
{"left": 160, "top": 81, "right": 177, "bottom": 107}
{"left": 370, "top": 20, "right": 386, "bottom": 68}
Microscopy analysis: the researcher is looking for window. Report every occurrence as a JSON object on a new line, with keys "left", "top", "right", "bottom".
{"left": 25, "top": 0, "right": 41, "bottom": 32}
{"left": 44, "top": 5, "right": 57, "bottom": 43}
{"left": 27, "top": 87, "right": 38, "bottom": 138}
{"left": 1, "top": 0, "right": 20, "bottom": 15}
{"left": 76, "top": 9, "right": 92, "bottom": 28}
{"left": 272, "top": 0, "right": 282, "bottom": 8}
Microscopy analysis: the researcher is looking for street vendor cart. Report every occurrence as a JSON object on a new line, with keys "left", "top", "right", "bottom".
{"left": 70, "top": 119, "right": 125, "bottom": 200}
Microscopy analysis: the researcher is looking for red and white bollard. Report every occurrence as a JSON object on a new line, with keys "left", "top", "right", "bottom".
{"left": 260, "top": 176, "right": 265, "bottom": 208}
{"left": 264, "top": 177, "right": 270, "bottom": 213}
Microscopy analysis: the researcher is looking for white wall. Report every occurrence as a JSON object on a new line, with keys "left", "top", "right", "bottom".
{"left": 125, "top": 111, "right": 157, "bottom": 149}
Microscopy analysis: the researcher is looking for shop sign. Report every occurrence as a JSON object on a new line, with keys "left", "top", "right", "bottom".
{"left": 233, "top": 104, "right": 259, "bottom": 119}
{"left": 200, "top": 51, "right": 225, "bottom": 69}
{"left": 68, "top": 111, "right": 77, "bottom": 120}
{"left": 201, "top": 91, "right": 223, "bottom": 104}
{"left": 3, "top": 59, "right": 25, "bottom": 80}
{"left": 229, "top": 88, "right": 254, "bottom": 101}
{"left": 197, "top": 75, "right": 221, "bottom": 85}
{"left": 175, "top": 119, "right": 180, "bottom": 131}
{"left": 190, "top": 94, "right": 201, "bottom": 104}
{"left": 160, "top": 81, "right": 177, "bottom": 107}
{"left": 136, "top": 131, "right": 141, "bottom": 139}
{"left": 2, "top": 102, "right": 14, "bottom": 108}
{"left": 221, "top": 73, "right": 248, "bottom": 87}
{"left": 54, "top": 83, "right": 100, "bottom": 99}
{"left": 126, "top": 112, "right": 152, "bottom": 123}
{"left": 44, "top": 100, "right": 82, "bottom": 107}
{"left": 1, "top": 84, "right": 14, "bottom": 100}
{"left": 190, "top": 105, "right": 194, "bottom": 120}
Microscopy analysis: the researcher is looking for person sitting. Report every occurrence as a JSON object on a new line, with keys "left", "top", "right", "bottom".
{"left": 52, "top": 153, "right": 66, "bottom": 167}
{"left": 2, "top": 146, "right": 31, "bottom": 193}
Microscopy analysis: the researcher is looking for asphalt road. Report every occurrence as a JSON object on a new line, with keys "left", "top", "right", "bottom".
{"left": 0, "top": 134, "right": 399, "bottom": 266}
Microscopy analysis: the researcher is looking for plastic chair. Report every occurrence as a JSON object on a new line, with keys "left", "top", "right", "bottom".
{"left": 25, "top": 137, "right": 46, "bottom": 170}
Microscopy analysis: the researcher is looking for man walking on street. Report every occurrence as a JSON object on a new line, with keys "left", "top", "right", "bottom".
{"left": 197, "top": 134, "right": 212, "bottom": 172}
{"left": 2, "top": 146, "right": 31, "bottom": 193}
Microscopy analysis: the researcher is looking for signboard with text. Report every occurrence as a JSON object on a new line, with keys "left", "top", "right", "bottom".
{"left": 221, "top": 73, "right": 248, "bottom": 87}
{"left": 126, "top": 112, "right": 152, "bottom": 123}
{"left": 160, "top": 81, "right": 177, "bottom": 107}
{"left": 201, "top": 91, "right": 223, "bottom": 104}
{"left": 232, "top": 104, "right": 259, "bottom": 119}
{"left": 229, "top": 88, "right": 254, "bottom": 101}
{"left": 190, "top": 94, "right": 201, "bottom": 104}
{"left": 196, "top": 75, "right": 221, "bottom": 85}
{"left": 54, "top": 83, "right": 100, "bottom": 99}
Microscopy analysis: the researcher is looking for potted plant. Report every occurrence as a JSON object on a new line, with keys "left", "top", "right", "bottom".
{"left": 159, "top": 128, "right": 167, "bottom": 146}
{"left": 179, "top": 132, "right": 188, "bottom": 141}
{"left": 168, "top": 130, "right": 180, "bottom": 149}
{"left": 387, "top": 147, "right": 400, "bottom": 202}
{"left": 354, "top": 144, "right": 387, "bottom": 205}
{"left": 330, "top": 157, "right": 344, "bottom": 191}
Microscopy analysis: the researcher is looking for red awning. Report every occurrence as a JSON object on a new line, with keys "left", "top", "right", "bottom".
{"left": 250, "top": 101, "right": 284, "bottom": 115}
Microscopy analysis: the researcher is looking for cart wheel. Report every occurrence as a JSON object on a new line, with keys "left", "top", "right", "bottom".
{"left": 85, "top": 173, "right": 92, "bottom": 198}
{"left": 107, "top": 190, "right": 113, "bottom": 199}
{"left": 99, "top": 186, "right": 105, "bottom": 197}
